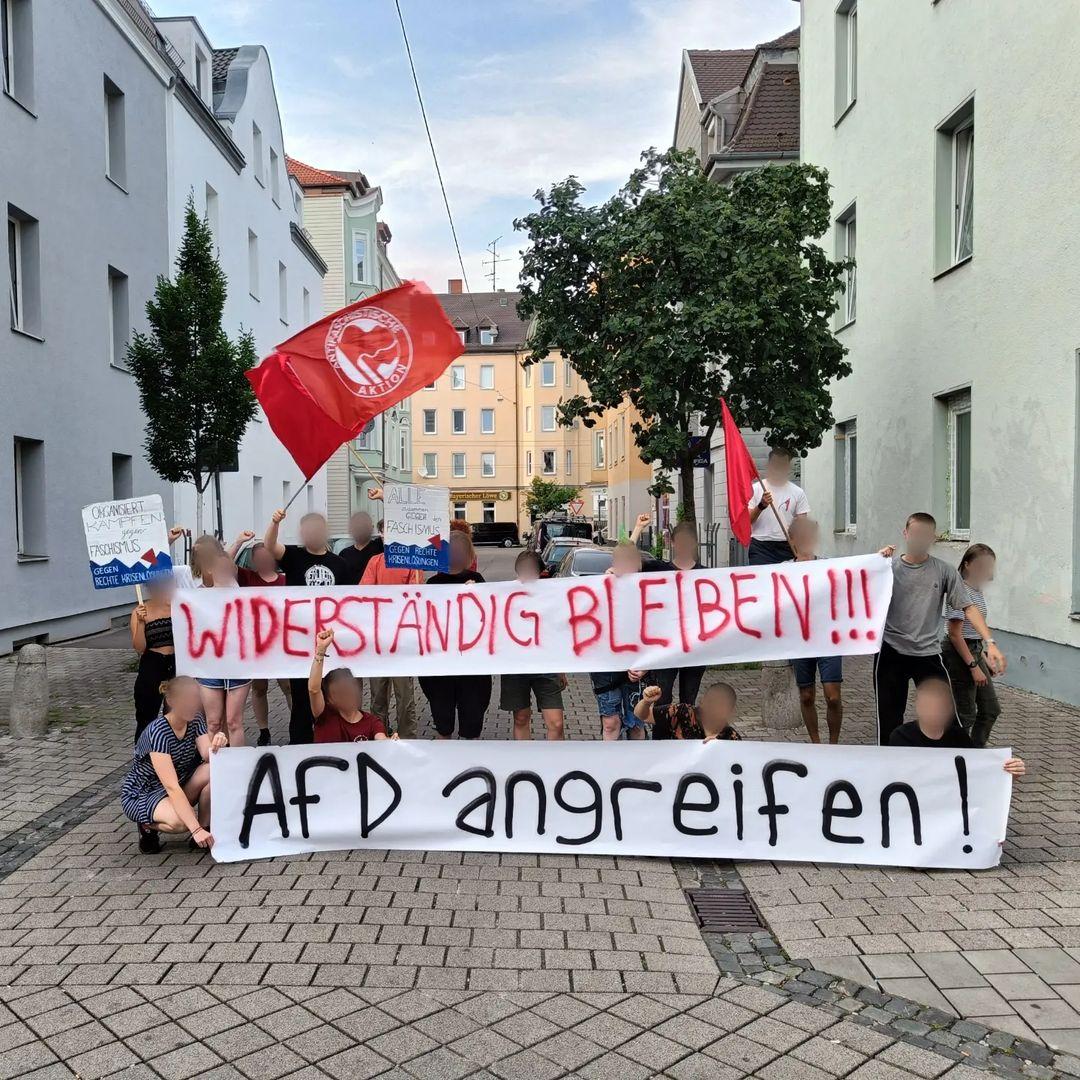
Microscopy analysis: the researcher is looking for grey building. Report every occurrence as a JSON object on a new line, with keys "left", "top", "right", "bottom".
{"left": 1, "top": 0, "right": 175, "bottom": 652}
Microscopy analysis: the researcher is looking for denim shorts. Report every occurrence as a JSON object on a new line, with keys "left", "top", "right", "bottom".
{"left": 594, "top": 683, "right": 644, "bottom": 730}
{"left": 196, "top": 678, "right": 252, "bottom": 691}
{"left": 791, "top": 655, "right": 843, "bottom": 688}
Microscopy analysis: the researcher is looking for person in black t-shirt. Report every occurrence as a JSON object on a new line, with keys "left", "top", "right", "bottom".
{"left": 420, "top": 532, "right": 491, "bottom": 739}
{"left": 264, "top": 508, "right": 349, "bottom": 744}
{"left": 889, "top": 678, "right": 1026, "bottom": 777}
{"left": 339, "top": 511, "right": 384, "bottom": 586}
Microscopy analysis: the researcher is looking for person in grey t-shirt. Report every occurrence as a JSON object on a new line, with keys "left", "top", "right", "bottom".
{"left": 874, "top": 512, "right": 1006, "bottom": 744}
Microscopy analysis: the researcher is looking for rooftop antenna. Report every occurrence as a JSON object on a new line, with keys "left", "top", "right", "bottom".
{"left": 482, "top": 236, "right": 509, "bottom": 293}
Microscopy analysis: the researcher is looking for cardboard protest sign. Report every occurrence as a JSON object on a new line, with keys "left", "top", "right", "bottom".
{"left": 174, "top": 554, "right": 892, "bottom": 679}
{"left": 383, "top": 483, "right": 450, "bottom": 573}
{"left": 210, "top": 739, "right": 1014, "bottom": 869}
{"left": 81, "top": 495, "right": 172, "bottom": 590}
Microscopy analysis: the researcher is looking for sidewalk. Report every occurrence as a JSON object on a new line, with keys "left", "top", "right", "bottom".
{"left": 0, "top": 643, "right": 1077, "bottom": 1078}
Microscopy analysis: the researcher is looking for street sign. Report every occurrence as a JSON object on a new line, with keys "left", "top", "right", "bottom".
{"left": 569, "top": 498, "right": 584, "bottom": 515}
{"left": 690, "top": 436, "right": 711, "bottom": 467}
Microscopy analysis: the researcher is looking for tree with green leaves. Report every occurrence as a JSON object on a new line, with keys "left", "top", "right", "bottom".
{"left": 127, "top": 195, "right": 257, "bottom": 536}
{"left": 524, "top": 477, "right": 582, "bottom": 520}
{"left": 515, "top": 149, "right": 851, "bottom": 521}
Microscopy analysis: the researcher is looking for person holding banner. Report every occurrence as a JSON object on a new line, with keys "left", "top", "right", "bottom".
{"left": 503, "top": 551, "right": 566, "bottom": 741}
{"left": 264, "top": 508, "right": 348, "bottom": 744}
{"left": 309, "top": 630, "right": 398, "bottom": 742}
{"left": 747, "top": 449, "right": 808, "bottom": 565}
{"left": 195, "top": 552, "right": 251, "bottom": 747}
{"left": 129, "top": 577, "right": 177, "bottom": 740}
{"left": 120, "top": 676, "right": 226, "bottom": 853}
{"left": 419, "top": 531, "right": 491, "bottom": 740}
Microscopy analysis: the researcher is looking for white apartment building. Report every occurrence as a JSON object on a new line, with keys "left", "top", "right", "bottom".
{"left": 797, "top": 0, "right": 1080, "bottom": 704}
{"left": 154, "top": 17, "right": 328, "bottom": 543}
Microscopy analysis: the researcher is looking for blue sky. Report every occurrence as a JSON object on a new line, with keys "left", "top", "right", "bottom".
{"left": 152, "top": 0, "right": 798, "bottom": 291}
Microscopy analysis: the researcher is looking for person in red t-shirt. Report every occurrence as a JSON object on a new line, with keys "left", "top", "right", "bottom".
{"left": 308, "top": 629, "right": 397, "bottom": 743}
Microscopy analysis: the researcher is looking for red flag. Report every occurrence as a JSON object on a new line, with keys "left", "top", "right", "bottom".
{"left": 721, "top": 398, "right": 758, "bottom": 547}
{"left": 246, "top": 280, "right": 465, "bottom": 477}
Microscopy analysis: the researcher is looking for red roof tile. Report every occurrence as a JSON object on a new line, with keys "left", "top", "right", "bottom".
{"left": 687, "top": 49, "right": 755, "bottom": 101}
{"left": 725, "top": 64, "right": 800, "bottom": 154}
{"left": 285, "top": 156, "right": 350, "bottom": 188}
{"left": 759, "top": 27, "right": 800, "bottom": 50}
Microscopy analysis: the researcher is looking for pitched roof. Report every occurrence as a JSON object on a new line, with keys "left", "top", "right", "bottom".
{"left": 759, "top": 27, "right": 800, "bottom": 50}
{"left": 725, "top": 64, "right": 800, "bottom": 154}
{"left": 687, "top": 49, "right": 755, "bottom": 101}
{"left": 211, "top": 47, "right": 238, "bottom": 94}
{"left": 285, "top": 156, "right": 351, "bottom": 188}
{"left": 433, "top": 292, "right": 528, "bottom": 348}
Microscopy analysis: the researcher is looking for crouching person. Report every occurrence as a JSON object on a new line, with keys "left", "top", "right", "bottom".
{"left": 120, "top": 676, "right": 226, "bottom": 854}
{"left": 635, "top": 681, "right": 742, "bottom": 742}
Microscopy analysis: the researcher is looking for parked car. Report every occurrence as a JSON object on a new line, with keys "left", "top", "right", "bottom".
{"left": 555, "top": 545, "right": 613, "bottom": 578}
{"left": 470, "top": 521, "right": 520, "bottom": 548}
{"left": 539, "top": 537, "right": 591, "bottom": 576}
{"left": 532, "top": 519, "right": 593, "bottom": 552}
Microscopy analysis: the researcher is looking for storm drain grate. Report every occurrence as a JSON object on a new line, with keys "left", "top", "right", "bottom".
{"left": 685, "top": 887, "right": 765, "bottom": 933}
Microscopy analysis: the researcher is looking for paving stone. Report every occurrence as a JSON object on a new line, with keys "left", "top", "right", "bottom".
{"left": 149, "top": 1042, "right": 225, "bottom": 1080}
{"left": 791, "top": 1033, "right": 868, "bottom": 1075}
{"left": 913, "top": 953, "right": 988, "bottom": 989}
{"left": 1015, "top": 998, "right": 1080, "bottom": 1030}
{"left": 878, "top": 978, "right": 956, "bottom": 1015}
{"left": 877, "top": 1040, "right": 957, "bottom": 1077}
{"left": 1014, "top": 949, "right": 1080, "bottom": 984}
{"left": 864, "top": 954, "right": 924, "bottom": 979}
{"left": 985, "top": 973, "right": 1061, "bottom": 1000}
{"left": 488, "top": 1047, "right": 563, "bottom": 1080}
{"left": 448, "top": 1027, "right": 521, "bottom": 1067}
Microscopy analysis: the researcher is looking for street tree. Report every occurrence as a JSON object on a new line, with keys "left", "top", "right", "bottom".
{"left": 515, "top": 149, "right": 851, "bottom": 521}
{"left": 524, "top": 477, "right": 582, "bottom": 520}
{"left": 127, "top": 195, "right": 257, "bottom": 536}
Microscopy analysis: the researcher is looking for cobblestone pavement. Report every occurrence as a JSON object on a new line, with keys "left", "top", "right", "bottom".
{"left": 1, "top": 553, "right": 1078, "bottom": 1076}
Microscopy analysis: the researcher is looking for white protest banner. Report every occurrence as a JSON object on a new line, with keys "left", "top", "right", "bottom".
{"left": 210, "top": 740, "right": 1014, "bottom": 869}
{"left": 383, "top": 483, "right": 450, "bottom": 573}
{"left": 175, "top": 553, "right": 892, "bottom": 679}
{"left": 81, "top": 495, "right": 173, "bottom": 590}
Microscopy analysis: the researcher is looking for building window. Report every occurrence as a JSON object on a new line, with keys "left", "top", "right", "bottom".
{"left": 104, "top": 76, "right": 127, "bottom": 188}
{"left": 565, "top": 449, "right": 573, "bottom": 475}
{"left": 453, "top": 502, "right": 466, "bottom": 520}
{"left": 423, "top": 409, "right": 437, "bottom": 434}
{"left": 524, "top": 365, "right": 532, "bottom": 388}
{"left": 302, "top": 286, "right": 310, "bottom": 324}
{"left": 14, "top": 436, "right": 46, "bottom": 558}
{"left": 524, "top": 406, "right": 532, "bottom": 432}
{"left": 835, "top": 419, "right": 857, "bottom": 532}
{"left": 540, "top": 405, "right": 556, "bottom": 432}
{"left": 194, "top": 48, "right": 207, "bottom": 98}
{"left": 204, "top": 183, "right": 219, "bottom": 236}
{"left": 278, "top": 262, "right": 291, "bottom": 324}
{"left": 540, "top": 360, "right": 556, "bottom": 386}
{"left": 481, "top": 452, "right": 495, "bottom": 478}
{"left": 252, "top": 122, "right": 264, "bottom": 184}
{"left": 542, "top": 449, "right": 556, "bottom": 475}
{"left": 2, "top": 0, "right": 33, "bottom": 108}
{"left": 111, "top": 453, "right": 132, "bottom": 500}
{"left": 452, "top": 452, "right": 466, "bottom": 478}
{"left": 456, "top": 329, "right": 466, "bottom": 345}
{"left": 452, "top": 408, "right": 466, "bottom": 435}
{"left": 8, "top": 206, "right": 40, "bottom": 336}
{"left": 107, "top": 266, "right": 129, "bottom": 369}
{"left": 936, "top": 98, "right": 975, "bottom": 272}
{"left": 269, "top": 147, "right": 280, "bottom": 205}
{"left": 400, "top": 432, "right": 409, "bottom": 470}
{"left": 422, "top": 452, "right": 437, "bottom": 477}
{"left": 479, "top": 328, "right": 495, "bottom": 346}
{"left": 247, "top": 229, "right": 259, "bottom": 299}
{"left": 835, "top": 0, "right": 857, "bottom": 119}
{"left": 252, "top": 475, "right": 263, "bottom": 526}
{"left": 479, "top": 364, "right": 494, "bottom": 389}
{"left": 480, "top": 408, "right": 495, "bottom": 434}
{"left": 423, "top": 380, "right": 436, "bottom": 391}
{"left": 482, "top": 501, "right": 496, "bottom": 524}
{"left": 526, "top": 451, "right": 533, "bottom": 476}
{"left": 594, "top": 431, "right": 605, "bottom": 467}
{"left": 564, "top": 360, "right": 572, "bottom": 386}
{"left": 282, "top": 479, "right": 291, "bottom": 508}
{"left": 943, "top": 390, "right": 971, "bottom": 539}
{"left": 451, "top": 365, "right": 465, "bottom": 390}
{"left": 355, "top": 420, "right": 374, "bottom": 450}
{"left": 837, "top": 202, "right": 856, "bottom": 325}
{"left": 351, "top": 230, "right": 368, "bottom": 284}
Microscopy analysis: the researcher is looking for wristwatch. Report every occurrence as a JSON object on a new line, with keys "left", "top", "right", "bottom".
{"left": 967, "top": 659, "right": 979, "bottom": 669}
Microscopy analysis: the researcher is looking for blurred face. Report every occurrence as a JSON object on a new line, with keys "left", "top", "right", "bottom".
{"left": 698, "top": 688, "right": 736, "bottom": 734}
{"left": 766, "top": 453, "right": 792, "bottom": 484}
{"left": 252, "top": 544, "right": 278, "bottom": 577}
{"left": 212, "top": 554, "right": 237, "bottom": 585}
{"left": 326, "top": 672, "right": 360, "bottom": 714}
{"left": 965, "top": 554, "right": 995, "bottom": 588}
{"left": 350, "top": 512, "right": 374, "bottom": 544}
{"left": 612, "top": 547, "right": 641, "bottom": 576}
{"left": 300, "top": 514, "right": 329, "bottom": 551}
{"left": 165, "top": 679, "right": 201, "bottom": 718}
{"left": 790, "top": 520, "right": 820, "bottom": 556}
{"left": 516, "top": 557, "right": 541, "bottom": 583}
{"left": 147, "top": 577, "right": 175, "bottom": 602}
{"left": 448, "top": 533, "right": 472, "bottom": 574}
{"left": 904, "top": 519, "right": 937, "bottom": 558}
{"left": 915, "top": 682, "right": 953, "bottom": 730}
{"left": 672, "top": 529, "right": 698, "bottom": 563}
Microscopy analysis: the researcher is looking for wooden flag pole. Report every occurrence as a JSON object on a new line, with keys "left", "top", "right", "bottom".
{"left": 348, "top": 443, "right": 385, "bottom": 495}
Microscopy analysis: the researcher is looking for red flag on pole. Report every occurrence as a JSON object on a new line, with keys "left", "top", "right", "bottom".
{"left": 721, "top": 398, "right": 757, "bottom": 547}
{"left": 246, "top": 280, "right": 465, "bottom": 477}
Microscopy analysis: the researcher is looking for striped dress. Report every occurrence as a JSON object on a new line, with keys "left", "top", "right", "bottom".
{"left": 120, "top": 713, "right": 207, "bottom": 825}
{"left": 945, "top": 584, "right": 987, "bottom": 640}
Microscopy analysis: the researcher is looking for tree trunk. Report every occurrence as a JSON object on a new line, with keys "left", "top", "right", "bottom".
{"left": 679, "top": 456, "right": 696, "bottom": 522}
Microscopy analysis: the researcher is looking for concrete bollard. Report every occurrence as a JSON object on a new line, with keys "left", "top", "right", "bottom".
{"left": 759, "top": 659, "right": 801, "bottom": 733}
{"left": 10, "top": 643, "right": 49, "bottom": 738}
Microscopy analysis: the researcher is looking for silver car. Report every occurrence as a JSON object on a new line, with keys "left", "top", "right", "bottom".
{"left": 555, "top": 545, "right": 614, "bottom": 577}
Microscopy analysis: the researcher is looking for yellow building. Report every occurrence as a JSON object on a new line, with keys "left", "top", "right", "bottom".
{"left": 414, "top": 285, "right": 652, "bottom": 535}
